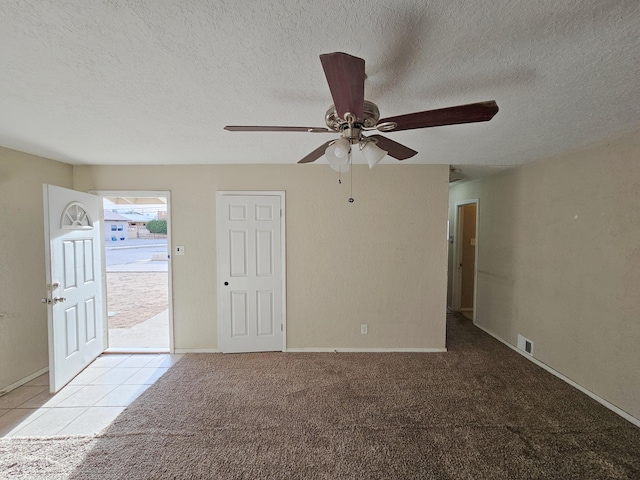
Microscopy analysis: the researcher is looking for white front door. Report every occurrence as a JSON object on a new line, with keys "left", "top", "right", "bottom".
{"left": 43, "top": 185, "right": 105, "bottom": 392}
{"left": 216, "top": 193, "right": 285, "bottom": 353}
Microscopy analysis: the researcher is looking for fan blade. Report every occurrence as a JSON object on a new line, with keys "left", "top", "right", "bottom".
{"left": 320, "top": 52, "right": 365, "bottom": 122}
{"left": 224, "top": 126, "right": 332, "bottom": 133}
{"left": 298, "top": 140, "right": 334, "bottom": 164}
{"left": 368, "top": 135, "right": 418, "bottom": 160}
{"left": 378, "top": 100, "right": 499, "bottom": 132}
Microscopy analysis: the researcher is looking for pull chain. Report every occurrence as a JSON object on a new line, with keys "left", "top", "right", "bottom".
{"left": 348, "top": 150, "right": 354, "bottom": 203}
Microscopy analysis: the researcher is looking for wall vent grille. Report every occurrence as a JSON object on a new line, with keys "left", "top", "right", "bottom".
{"left": 517, "top": 334, "right": 534, "bottom": 355}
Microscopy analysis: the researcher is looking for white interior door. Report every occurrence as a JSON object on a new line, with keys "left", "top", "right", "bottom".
{"left": 43, "top": 184, "right": 105, "bottom": 392}
{"left": 217, "top": 193, "right": 285, "bottom": 353}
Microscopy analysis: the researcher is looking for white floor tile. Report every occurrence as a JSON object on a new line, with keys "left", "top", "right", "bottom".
{"left": 95, "top": 384, "right": 151, "bottom": 407}
{"left": 122, "top": 367, "right": 168, "bottom": 385}
{"left": 147, "top": 354, "right": 184, "bottom": 368}
{"left": 1, "top": 355, "right": 170, "bottom": 437}
{"left": 91, "top": 367, "right": 140, "bottom": 385}
{"left": 10, "top": 407, "right": 88, "bottom": 437}
{"left": 69, "top": 367, "right": 111, "bottom": 386}
{"left": 56, "top": 385, "right": 118, "bottom": 407}
{"left": 88, "top": 354, "right": 131, "bottom": 368}
{"left": 58, "top": 406, "right": 125, "bottom": 436}
{"left": 0, "top": 386, "right": 49, "bottom": 409}
{"left": 19, "top": 385, "right": 83, "bottom": 409}
{"left": 23, "top": 373, "right": 49, "bottom": 387}
{"left": 1, "top": 408, "right": 52, "bottom": 437}
{"left": 145, "top": 354, "right": 169, "bottom": 367}
{"left": 117, "top": 354, "right": 159, "bottom": 368}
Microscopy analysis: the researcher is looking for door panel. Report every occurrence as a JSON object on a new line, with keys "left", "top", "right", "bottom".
{"left": 217, "top": 194, "right": 284, "bottom": 353}
{"left": 256, "top": 230, "right": 273, "bottom": 276}
{"left": 64, "top": 305, "right": 79, "bottom": 355}
{"left": 231, "top": 291, "right": 248, "bottom": 337}
{"left": 43, "top": 184, "right": 105, "bottom": 392}
{"left": 230, "top": 230, "right": 248, "bottom": 276}
{"left": 257, "top": 290, "right": 274, "bottom": 335}
{"left": 85, "top": 298, "right": 97, "bottom": 341}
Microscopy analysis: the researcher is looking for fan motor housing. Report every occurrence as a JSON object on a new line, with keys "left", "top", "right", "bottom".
{"left": 325, "top": 100, "right": 380, "bottom": 131}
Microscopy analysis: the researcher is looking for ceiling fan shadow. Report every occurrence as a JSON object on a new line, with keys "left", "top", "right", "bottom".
{"left": 364, "top": 7, "right": 432, "bottom": 100}
{"left": 426, "top": 67, "right": 537, "bottom": 99}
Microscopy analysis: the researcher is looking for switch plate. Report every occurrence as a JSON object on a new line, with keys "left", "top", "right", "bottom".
{"left": 175, "top": 246, "right": 185, "bottom": 256}
{"left": 360, "top": 324, "right": 368, "bottom": 335}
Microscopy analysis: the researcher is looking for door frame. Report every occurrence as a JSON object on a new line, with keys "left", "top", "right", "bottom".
{"left": 452, "top": 199, "right": 479, "bottom": 317}
{"left": 91, "top": 190, "right": 174, "bottom": 353}
{"left": 216, "top": 191, "right": 287, "bottom": 352}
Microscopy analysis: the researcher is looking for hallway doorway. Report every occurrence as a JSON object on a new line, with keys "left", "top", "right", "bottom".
{"left": 452, "top": 201, "right": 478, "bottom": 320}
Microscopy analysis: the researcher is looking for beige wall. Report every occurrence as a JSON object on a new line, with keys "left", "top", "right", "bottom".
{"left": 74, "top": 164, "right": 449, "bottom": 352}
{"left": 0, "top": 147, "right": 73, "bottom": 389}
{"left": 448, "top": 131, "right": 640, "bottom": 420}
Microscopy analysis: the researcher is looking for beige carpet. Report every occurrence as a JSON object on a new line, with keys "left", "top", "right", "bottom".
{"left": 1, "top": 315, "right": 639, "bottom": 479}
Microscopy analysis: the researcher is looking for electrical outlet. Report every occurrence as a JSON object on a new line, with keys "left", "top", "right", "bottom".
{"left": 360, "top": 324, "right": 368, "bottom": 335}
{"left": 175, "top": 246, "right": 185, "bottom": 256}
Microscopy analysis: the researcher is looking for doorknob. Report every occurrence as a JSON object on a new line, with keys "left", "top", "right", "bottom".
{"left": 41, "top": 297, "right": 65, "bottom": 304}
{"left": 224, "top": 282, "right": 229, "bottom": 286}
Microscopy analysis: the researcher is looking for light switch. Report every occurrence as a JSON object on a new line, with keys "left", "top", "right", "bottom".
{"left": 175, "top": 246, "right": 185, "bottom": 256}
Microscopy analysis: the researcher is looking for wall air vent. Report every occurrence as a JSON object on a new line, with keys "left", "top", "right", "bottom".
{"left": 517, "top": 334, "right": 534, "bottom": 355}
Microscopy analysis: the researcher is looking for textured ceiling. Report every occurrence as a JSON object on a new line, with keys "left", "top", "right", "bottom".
{"left": 1, "top": 0, "right": 639, "bottom": 176}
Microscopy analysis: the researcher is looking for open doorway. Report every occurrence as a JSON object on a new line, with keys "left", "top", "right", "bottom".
{"left": 453, "top": 201, "right": 478, "bottom": 320}
{"left": 100, "top": 192, "right": 172, "bottom": 352}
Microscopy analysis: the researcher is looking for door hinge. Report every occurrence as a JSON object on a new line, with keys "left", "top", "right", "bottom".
{"left": 280, "top": 324, "right": 283, "bottom": 332}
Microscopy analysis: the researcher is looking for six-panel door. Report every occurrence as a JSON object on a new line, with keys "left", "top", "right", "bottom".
{"left": 217, "top": 194, "right": 283, "bottom": 353}
{"left": 43, "top": 185, "right": 105, "bottom": 392}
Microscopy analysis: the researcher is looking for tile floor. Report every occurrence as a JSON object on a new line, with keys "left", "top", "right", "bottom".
{"left": 0, "top": 353, "right": 183, "bottom": 438}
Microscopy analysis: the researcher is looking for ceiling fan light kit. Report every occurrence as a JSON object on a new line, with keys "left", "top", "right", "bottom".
{"left": 329, "top": 161, "right": 349, "bottom": 174}
{"left": 327, "top": 137, "right": 350, "bottom": 158}
{"left": 224, "top": 51, "right": 499, "bottom": 172}
{"left": 361, "top": 140, "right": 387, "bottom": 168}
{"left": 325, "top": 139, "right": 351, "bottom": 171}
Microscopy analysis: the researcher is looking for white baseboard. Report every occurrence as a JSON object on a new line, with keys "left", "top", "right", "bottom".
{"left": 474, "top": 321, "right": 640, "bottom": 428}
{"left": 286, "top": 347, "right": 447, "bottom": 353}
{"left": 176, "top": 348, "right": 447, "bottom": 354}
{"left": 174, "top": 348, "right": 220, "bottom": 354}
{"left": 0, "top": 366, "right": 49, "bottom": 397}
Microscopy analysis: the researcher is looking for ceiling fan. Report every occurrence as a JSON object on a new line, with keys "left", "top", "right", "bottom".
{"left": 225, "top": 52, "right": 499, "bottom": 169}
